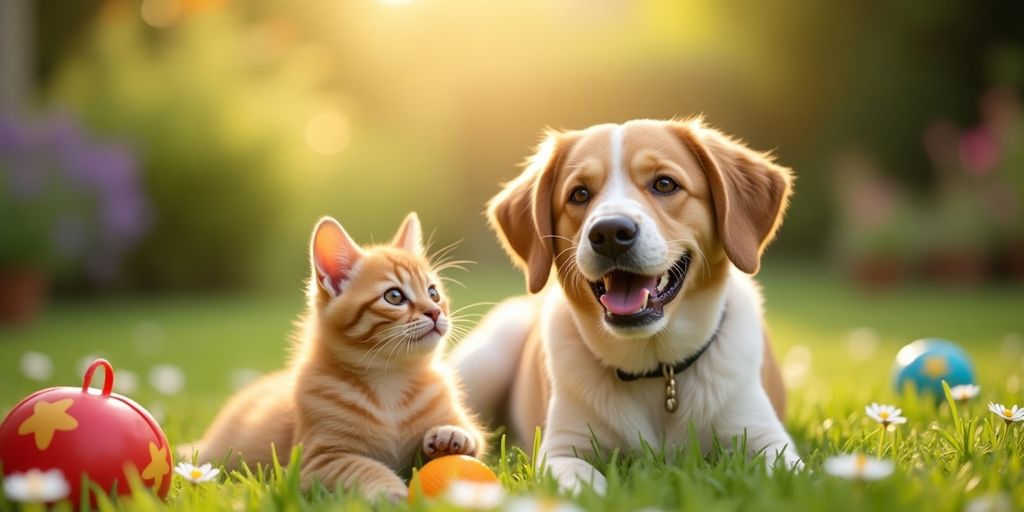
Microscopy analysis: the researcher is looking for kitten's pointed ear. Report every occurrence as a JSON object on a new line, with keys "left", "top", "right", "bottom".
{"left": 311, "top": 216, "right": 362, "bottom": 297}
{"left": 392, "top": 212, "right": 424, "bottom": 254}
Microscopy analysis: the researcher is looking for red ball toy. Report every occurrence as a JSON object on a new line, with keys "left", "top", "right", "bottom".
{"left": 0, "top": 359, "right": 173, "bottom": 506}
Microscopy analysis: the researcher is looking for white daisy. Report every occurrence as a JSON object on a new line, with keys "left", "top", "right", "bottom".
{"left": 114, "top": 369, "right": 140, "bottom": 395}
{"left": 2, "top": 468, "right": 70, "bottom": 503}
{"left": 444, "top": 480, "right": 505, "bottom": 510}
{"left": 949, "top": 384, "right": 981, "bottom": 402}
{"left": 987, "top": 402, "right": 1024, "bottom": 424}
{"left": 20, "top": 352, "right": 53, "bottom": 381}
{"left": 964, "top": 493, "right": 1013, "bottom": 512}
{"left": 76, "top": 354, "right": 104, "bottom": 377}
{"left": 823, "top": 453, "right": 894, "bottom": 481}
{"left": 505, "top": 496, "right": 584, "bottom": 512}
{"left": 865, "top": 403, "right": 907, "bottom": 427}
{"left": 149, "top": 364, "right": 186, "bottom": 395}
{"left": 174, "top": 462, "right": 220, "bottom": 484}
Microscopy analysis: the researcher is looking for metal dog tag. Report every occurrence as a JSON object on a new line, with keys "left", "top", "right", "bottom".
{"left": 662, "top": 364, "right": 678, "bottom": 413}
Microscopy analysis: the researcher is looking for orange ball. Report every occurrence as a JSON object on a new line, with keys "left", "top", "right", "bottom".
{"left": 408, "top": 455, "right": 498, "bottom": 502}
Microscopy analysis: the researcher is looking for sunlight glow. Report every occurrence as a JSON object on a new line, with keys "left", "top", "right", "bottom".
{"left": 140, "top": 0, "right": 180, "bottom": 28}
{"left": 304, "top": 109, "right": 351, "bottom": 156}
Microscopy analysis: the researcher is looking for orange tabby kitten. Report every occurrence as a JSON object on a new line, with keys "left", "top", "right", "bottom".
{"left": 192, "top": 213, "right": 486, "bottom": 500}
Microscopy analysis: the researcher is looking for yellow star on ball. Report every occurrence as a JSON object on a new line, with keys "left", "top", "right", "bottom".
{"left": 922, "top": 356, "right": 950, "bottom": 379}
{"left": 142, "top": 442, "right": 170, "bottom": 491}
{"left": 17, "top": 398, "right": 79, "bottom": 451}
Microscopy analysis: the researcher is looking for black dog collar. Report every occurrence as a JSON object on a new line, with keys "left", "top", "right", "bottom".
{"left": 614, "top": 306, "right": 727, "bottom": 383}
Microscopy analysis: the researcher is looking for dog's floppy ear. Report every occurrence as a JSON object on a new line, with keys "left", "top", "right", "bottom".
{"left": 488, "top": 131, "right": 574, "bottom": 293}
{"left": 671, "top": 120, "right": 794, "bottom": 274}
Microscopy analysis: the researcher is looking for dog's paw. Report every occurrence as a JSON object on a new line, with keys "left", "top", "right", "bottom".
{"left": 549, "top": 456, "right": 607, "bottom": 496}
{"left": 422, "top": 425, "right": 477, "bottom": 458}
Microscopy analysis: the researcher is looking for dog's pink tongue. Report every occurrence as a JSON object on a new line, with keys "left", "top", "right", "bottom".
{"left": 599, "top": 271, "right": 657, "bottom": 315}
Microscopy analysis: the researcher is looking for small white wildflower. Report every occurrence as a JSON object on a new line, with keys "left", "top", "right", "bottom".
{"left": 950, "top": 384, "right": 980, "bottom": 402}
{"left": 114, "top": 369, "right": 140, "bottom": 394}
{"left": 2, "top": 469, "right": 70, "bottom": 503}
{"left": 846, "top": 327, "right": 879, "bottom": 361}
{"left": 964, "top": 493, "right": 1013, "bottom": 512}
{"left": 444, "top": 480, "right": 505, "bottom": 510}
{"left": 76, "top": 354, "right": 104, "bottom": 377}
{"left": 505, "top": 496, "right": 584, "bottom": 512}
{"left": 20, "top": 352, "right": 53, "bottom": 381}
{"left": 987, "top": 402, "right": 1024, "bottom": 424}
{"left": 865, "top": 403, "right": 907, "bottom": 427}
{"left": 823, "top": 453, "right": 894, "bottom": 481}
{"left": 174, "top": 462, "right": 220, "bottom": 484}
{"left": 149, "top": 364, "right": 185, "bottom": 395}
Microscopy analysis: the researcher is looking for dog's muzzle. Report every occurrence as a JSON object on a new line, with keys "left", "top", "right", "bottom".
{"left": 588, "top": 252, "right": 692, "bottom": 329}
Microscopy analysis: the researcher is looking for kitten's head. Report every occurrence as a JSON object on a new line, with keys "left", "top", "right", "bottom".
{"left": 308, "top": 213, "right": 450, "bottom": 365}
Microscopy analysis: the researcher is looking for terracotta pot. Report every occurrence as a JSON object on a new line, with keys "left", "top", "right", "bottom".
{"left": 922, "top": 250, "right": 988, "bottom": 286}
{"left": 0, "top": 268, "right": 49, "bottom": 326}
{"left": 1005, "top": 244, "right": 1024, "bottom": 282}
{"left": 851, "top": 256, "right": 906, "bottom": 289}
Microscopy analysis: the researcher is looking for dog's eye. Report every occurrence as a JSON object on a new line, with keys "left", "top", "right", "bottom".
{"left": 427, "top": 285, "right": 440, "bottom": 303}
{"left": 652, "top": 176, "right": 680, "bottom": 195}
{"left": 383, "top": 288, "right": 406, "bottom": 305}
{"left": 569, "top": 186, "right": 591, "bottom": 204}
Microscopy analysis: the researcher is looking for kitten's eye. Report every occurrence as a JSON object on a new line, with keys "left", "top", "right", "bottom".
{"left": 383, "top": 288, "right": 406, "bottom": 305}
{"left": 568, "top": 186, "right": 590, "bottom": 205}
{"left": 652, "top": 176, "right": 680, "bottom": 195}
{"left": 427, "top": 285, "right": 440, "bottom": 303}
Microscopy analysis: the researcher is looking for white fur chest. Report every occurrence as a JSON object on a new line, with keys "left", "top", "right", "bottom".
{"left": 542, "top": 270, "right": 767, "bottom": 456}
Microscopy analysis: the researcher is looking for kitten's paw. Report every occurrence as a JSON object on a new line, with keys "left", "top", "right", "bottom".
{"left": 381, "top": 488, "right": 407, "bottom": 503}
{"left": 423, "top": 425, "right": 477, "bottom": 458}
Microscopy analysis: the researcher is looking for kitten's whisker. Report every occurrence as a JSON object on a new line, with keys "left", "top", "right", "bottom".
{"left": 448, "top": 302, "right": 498, "bottom": 315}
{"left": 440, "top": 276, "right": 468, "bottom": 290}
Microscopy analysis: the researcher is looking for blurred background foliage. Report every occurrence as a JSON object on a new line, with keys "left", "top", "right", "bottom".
{"left": 2, "top": 0, "right": 1024, "bottom": 301}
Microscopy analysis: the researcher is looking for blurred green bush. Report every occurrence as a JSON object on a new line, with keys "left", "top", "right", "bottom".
{"left": 46, "top": 5, "right": 330, "bottom": 289}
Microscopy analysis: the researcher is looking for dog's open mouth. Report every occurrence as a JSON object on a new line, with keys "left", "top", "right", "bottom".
{"left": 589, "top": 253, "right": 691, "bottom": 327}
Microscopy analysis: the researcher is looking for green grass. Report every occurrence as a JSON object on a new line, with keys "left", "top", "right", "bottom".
{"left": 1, "top": 266, "right": 1023, "bottom": 511}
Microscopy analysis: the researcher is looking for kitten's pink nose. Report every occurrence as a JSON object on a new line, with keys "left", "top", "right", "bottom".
{"left": 424, "top": 309, "right": 441, "bottom": 322}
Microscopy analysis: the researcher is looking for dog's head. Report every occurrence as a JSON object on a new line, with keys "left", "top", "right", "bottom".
{"left": 488, "top": 118, "right": 792, "bottom": 340}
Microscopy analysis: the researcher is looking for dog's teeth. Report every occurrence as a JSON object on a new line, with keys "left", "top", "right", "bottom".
{"left": 658, "top": 274, "right": 668, "bottom": 290}
{"left": 642, "top": 293, "right": 649, "bottom": 311}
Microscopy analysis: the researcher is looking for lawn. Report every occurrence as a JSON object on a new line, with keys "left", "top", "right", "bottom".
{"left": 1, "top": 265, "right": 1022, "bottom": 511}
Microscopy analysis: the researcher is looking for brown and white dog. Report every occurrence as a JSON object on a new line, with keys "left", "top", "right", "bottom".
{"left": 451, "top": 118, "right": 800, "bottom": 492}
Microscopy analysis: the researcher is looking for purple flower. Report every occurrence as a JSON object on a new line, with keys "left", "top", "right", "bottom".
{"left": 1, "top": 112, "right": 151, "bottom": 283}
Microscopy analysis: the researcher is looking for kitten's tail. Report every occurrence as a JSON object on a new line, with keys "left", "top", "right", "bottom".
{"left": 448, "top": 296, "right": 538, "bottom": 422}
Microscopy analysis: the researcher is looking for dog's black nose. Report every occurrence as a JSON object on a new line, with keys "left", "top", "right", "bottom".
{"left": 588, "top": 216, "right": 638, "bottom": 258}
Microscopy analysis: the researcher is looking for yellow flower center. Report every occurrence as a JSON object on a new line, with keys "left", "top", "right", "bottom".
{"left": 854, "top": 454, "right": 868, "bottom": 474}
{"left": 879, "top": 411, "right": 890, "bottom": 420}
{"left": 26, "top": 474, "right": 45, "bottom": 496}
{"left": 1003, "top": 408, "right": 1014, "bottom": 418}
{"left": 191, "top": 469, "right": 203, "bottom": 479}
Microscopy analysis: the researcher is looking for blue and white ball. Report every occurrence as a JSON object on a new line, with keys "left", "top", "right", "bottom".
{"left": 892, "top": 338, "right": 976, "bottom": 398}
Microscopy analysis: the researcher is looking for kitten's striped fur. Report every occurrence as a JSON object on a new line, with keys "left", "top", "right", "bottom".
{"left": 192, "top": 213, "right": 486, "bottom": 500}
